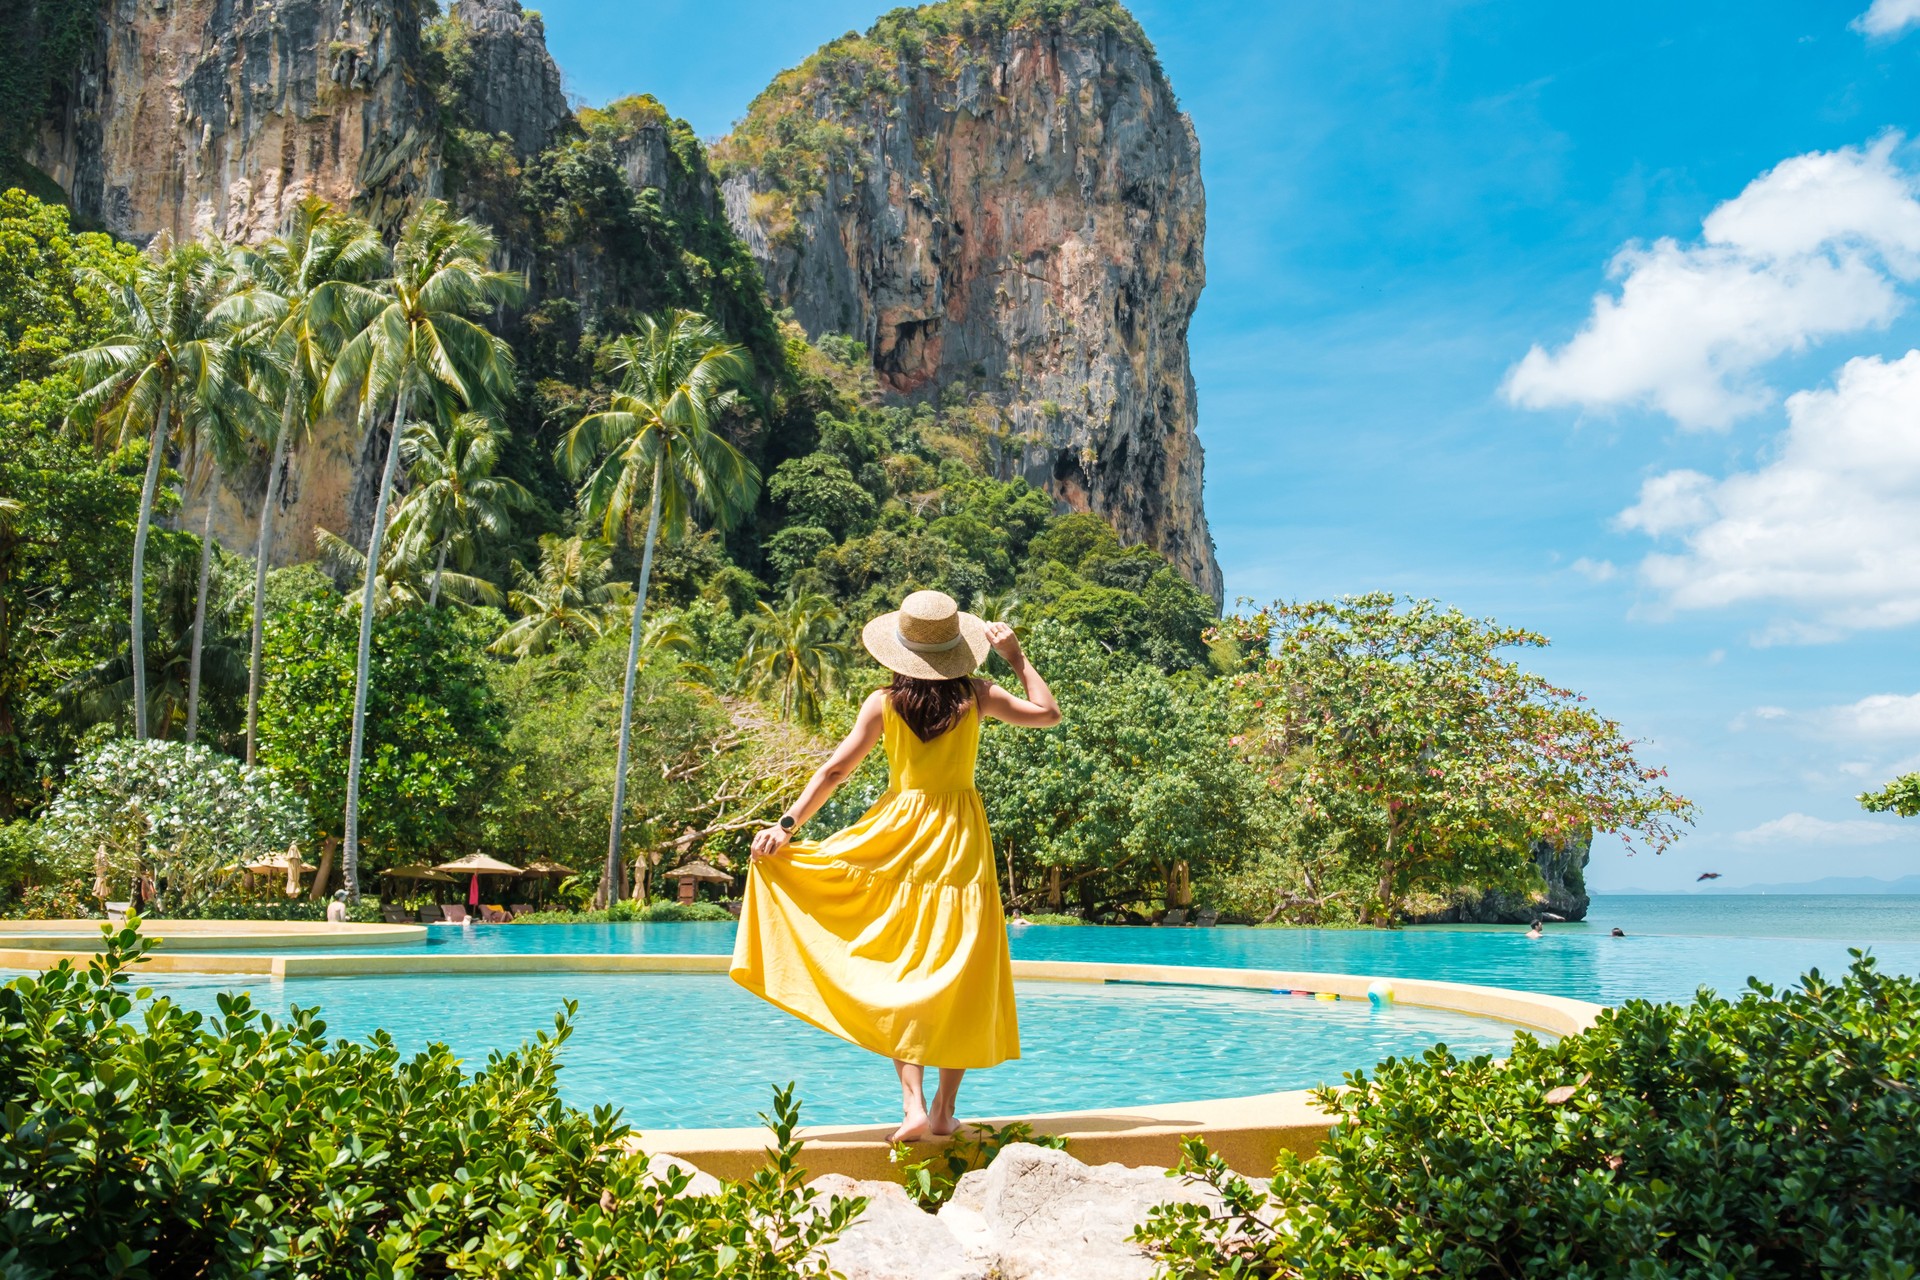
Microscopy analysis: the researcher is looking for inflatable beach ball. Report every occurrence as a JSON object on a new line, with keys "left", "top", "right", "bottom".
{"left": 1366, "top": 981, "right": 1395, "bottom": 1005}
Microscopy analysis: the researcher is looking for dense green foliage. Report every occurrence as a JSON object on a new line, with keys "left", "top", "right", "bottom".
{"left": 0, "top": 922, "right": 862, "bottom": 1277}
{"left": 1217, "top": 595, "right": 1692, "bottom": 925}
{"left": 1858, "top": 772, "right": 1920, "bottom": 818}
{"left": 1135, "top": 955, "right": 1920, "bottom": 1279}
{"left": 0, "top": 0, "right": 96, "bottom": 192}
{"left": 980, "top": 622, "right": 1271, "bottom": 918}
{"left": 0, "top": 192, "right": 144, "bottom": 814}
{"left": 257, "top": 600, "right": 505, "bottom": 860}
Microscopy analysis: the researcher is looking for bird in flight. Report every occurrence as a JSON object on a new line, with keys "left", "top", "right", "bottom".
{"left": 1696, "top": 872, "right": 1722, "bottom": 881}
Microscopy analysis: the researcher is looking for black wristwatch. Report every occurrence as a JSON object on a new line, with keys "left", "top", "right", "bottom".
{"left": 778, "top": 814, "right": 797, "bottom": 832}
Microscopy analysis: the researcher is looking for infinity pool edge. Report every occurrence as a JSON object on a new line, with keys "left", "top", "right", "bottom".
{"left": 0, "top": 938, "right": 1602, "bottom": 1177}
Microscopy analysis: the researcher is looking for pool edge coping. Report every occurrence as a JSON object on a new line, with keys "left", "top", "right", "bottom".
{"left": 0, "top": 944, "right": 1602, "bottom": 1178}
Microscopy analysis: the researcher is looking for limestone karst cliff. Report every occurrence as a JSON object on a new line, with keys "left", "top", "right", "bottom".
{"left": 15, "top": 0, "right": 1219, "bottom": 598}
{"left": 715, "top": 3, "right": 1220, "bottom": 599}
{"left": 1407, "top": 834, "right": 1594, "bottom": 925}
{"left": 28, "top": 0, "right": 438, "bottom": 245}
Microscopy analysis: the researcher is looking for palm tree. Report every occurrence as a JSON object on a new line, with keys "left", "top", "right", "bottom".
{"left": 556, "top": 310, "right": 759, "bottom": 908}
{"left": 488, "top": 534, "right": 630, "bottom": 658}
{"left": 64, "top": 237, "right": 257, "bottom": 739}
{"left": 314, "top": 525, "right": 504, "bottom": 615}
{"left": 322, "top": 199, "right": 522, "bottom": 900}
{"left": 737, "top": 590, "right": 850, "bottom": 728}
{"left": 227, "top": 197, "right": 386, "bottom": 764}
{"left": 389, "top": 410, "right": 530, "bottom": 606}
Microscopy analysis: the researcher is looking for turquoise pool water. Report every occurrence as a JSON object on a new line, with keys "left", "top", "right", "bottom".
{"left": 258, "top": 895, "right": 1920, "bottom": 1006}
{"left": 50, "top": 893, "right": 1920, "bottom": 1129}
{"left": 137, "top": 971, "right": 1518, "bottom": 1129}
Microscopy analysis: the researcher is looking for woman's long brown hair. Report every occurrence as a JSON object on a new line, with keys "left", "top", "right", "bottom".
{"left": 887, "top": 672, "right": 975, "bottom": 742}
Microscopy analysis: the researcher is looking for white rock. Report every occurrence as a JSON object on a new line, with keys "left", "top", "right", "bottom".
{"left": 809, "top": 1174, "right": 990, "bottom": 1280}
{"left": 642, "top": 1153, "right": 722, "bottom": 1198}
{"left": 937, "top": 1143, "right": 1218, "bottom": 1280}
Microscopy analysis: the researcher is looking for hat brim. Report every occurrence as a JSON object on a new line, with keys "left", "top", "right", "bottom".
{"left": 862, "top": 610, "right": 991, "bottom": 680}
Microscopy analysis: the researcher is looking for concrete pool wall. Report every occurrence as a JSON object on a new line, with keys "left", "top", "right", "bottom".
{"left": 0, "top": 921, "right": 1604, "bottom": 1177}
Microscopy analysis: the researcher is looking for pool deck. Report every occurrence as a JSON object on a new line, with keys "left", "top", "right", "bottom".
{"left": 0, "top": 922, "right": 1603, "bottom": 1177}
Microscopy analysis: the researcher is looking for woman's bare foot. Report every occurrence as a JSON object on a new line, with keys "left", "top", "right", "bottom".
{"left": 890, "top": 1104, "right": 933, "bottom": 1144}
{"left": 928, "top": 1107, "right": 962, "bottom": 1138}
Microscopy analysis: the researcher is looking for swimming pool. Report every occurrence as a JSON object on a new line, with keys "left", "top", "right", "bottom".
{"left": 136, "top": 969, "right": 1523, "bottom": 1129}
{"left": 233, "top": 893, "right": 1920, "bottom": 1007}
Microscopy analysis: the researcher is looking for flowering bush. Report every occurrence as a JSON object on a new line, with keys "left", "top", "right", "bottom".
{"left": 40, "top": 739, "right": 310, "bottom": 909}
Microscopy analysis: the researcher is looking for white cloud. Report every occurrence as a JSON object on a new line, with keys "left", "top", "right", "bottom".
{"left": 1855, "top": 0, "right": 1920, "bottom": 38}
{"left": 1570, "top": 556, "right": 1617, "bottom": 581}
{"left": 1503, "top": 136, "right": 1920, "bottom": 429}
{"left": 1621, "top": 350, "right": 1920, "bottom": 635}
{"left": 1732, "top": 812, "right": 1908, "bottom": 846}
{"left": 1818, "top": 691, "right": 1920, "bottom": 738}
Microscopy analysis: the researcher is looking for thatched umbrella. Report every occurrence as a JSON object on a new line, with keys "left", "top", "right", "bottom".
{"left": 518, "top": 859, "right": 575, "bottom": 878}
{"left": 434, "top": 853, "right": 523, "bottom": 909}
{"left": 383, "top": 864, "right": 456, "bottom": 883}
{"left": 666, "top": 857, "right": 734, "bottom": 904}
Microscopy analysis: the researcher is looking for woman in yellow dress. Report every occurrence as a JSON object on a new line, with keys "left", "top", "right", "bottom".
{"left": 731, "top": 589, "right": 1061, "bottom": 1142}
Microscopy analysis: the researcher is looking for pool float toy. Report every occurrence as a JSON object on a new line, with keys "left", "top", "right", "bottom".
{"left": 1367, "top": 981, "right": 1395, "bottom": 1005}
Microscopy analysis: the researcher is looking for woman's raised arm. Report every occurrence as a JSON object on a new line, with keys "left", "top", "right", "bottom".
{"left": 975, "top": 622, "right": 1061, "bottom": 728}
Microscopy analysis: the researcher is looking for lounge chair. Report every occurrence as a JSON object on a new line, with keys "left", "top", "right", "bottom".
{"left": 510, "top": 902, "right": 535, "bottom": 918}
{"left": 440, "top": 904, "right": 469, "bottom": 924}
{"left": 480, "top": 905, "right": 509, "bottom": 923}
{"left": 418, "top": 906, "right": 440, "bottom": 924}
{"left": 381, "top": 904, "right": 412, "bottom": 924}
{"left": 1195, "top": 908, "right": 1219, "bottom": 928}
{"left": 1161, "top": 908, "right": 1188, "bottom": 927}
{"left": 104, "top": 900, "right": 131, "bottom": 923}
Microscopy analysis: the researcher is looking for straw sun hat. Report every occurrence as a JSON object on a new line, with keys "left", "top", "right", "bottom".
{"left": 862, "top": 590, "right": 991, "bottom": 680}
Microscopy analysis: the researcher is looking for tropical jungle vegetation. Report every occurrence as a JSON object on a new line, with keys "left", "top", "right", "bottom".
{"left": 0, "top": 160, "right": 1686, "bottom": 924}
{"left": 0, "top": 0, "right": 1688, "bottom": 925}
{"left": 1134, "top": 954, "right": 1920, "bottom": 1278}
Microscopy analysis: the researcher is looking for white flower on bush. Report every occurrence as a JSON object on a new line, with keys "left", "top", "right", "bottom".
{"left": 43, "top": 739, "right": 312, "bottom": 907}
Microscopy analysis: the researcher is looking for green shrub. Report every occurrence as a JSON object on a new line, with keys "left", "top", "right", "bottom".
{"left": 1016, "top": 912, "right": 1086, "bottom": 926}
{"left": 0, "top": 921, "right": 863, "bottom": 1277}
{"left": 1135, "top": 955, "right": 1920, "bottom": 1279}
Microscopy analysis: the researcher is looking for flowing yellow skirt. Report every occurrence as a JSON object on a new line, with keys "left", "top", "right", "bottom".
{"left": 730, "top": 786, "right": 1021, "bottom": 1069}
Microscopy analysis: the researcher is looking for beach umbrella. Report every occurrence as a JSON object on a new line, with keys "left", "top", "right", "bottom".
{"left": 434, "top": 853, "right": 523, "bottom": 909}
{"left": 383, "top": 864, "right": 456, "bottom": 883}
{"left": 433, "top": 854, "right": 525, "bottom": 875}
{"left": 518, "top": 859, "right": 575, "bottom": 878}
{"left": 668, "top": 858, "right": 733, "bottom": 883}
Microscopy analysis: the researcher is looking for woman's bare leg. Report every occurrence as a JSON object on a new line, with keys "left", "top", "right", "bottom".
{"left": 929, "top": 1067, "right": 966, "bottom": 1137}
{"left": 891, "top": 1059, "right": 932, "bottom": 1143}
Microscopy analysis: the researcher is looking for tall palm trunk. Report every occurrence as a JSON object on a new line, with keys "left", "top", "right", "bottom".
{"left": 184, "top": 500, "right": 216, "bottom": 742}
{"left": 129, "top": 387, "right": 171, "bottom": 740}
{"left": 342, "top": 387, "right": 410, "bottom": 901}
{"left": 244, "top": 399, "right": 295, "bottom": 764}
{"left": 429, "top": 543, "right": 447, "bottom": 608}
{"left": 601, "top": 461, "right": 662, "bottom": 910}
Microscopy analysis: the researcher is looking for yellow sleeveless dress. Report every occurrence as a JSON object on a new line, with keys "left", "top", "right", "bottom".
{"left": 730, "top": 697, "right": 1020, "bottom": 1068}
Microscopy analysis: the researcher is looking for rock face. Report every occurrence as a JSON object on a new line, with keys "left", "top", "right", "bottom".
{"left": 27, "top": 0, "right": 571, "bottom": 561}
{"left": 30, "top": 0, "right": 438, "bottom": 245}
{"left": 718, "top": 10, "right": 1221, "bottom": 599}
{"left": 1408, "top": 833, "right": 1593, "bottom": 925}
{"left": 447, "top": 0, "right": 569, "bottom": 159}
{"left": 807, "top": 1144, "right": 1224, "bottom": 1280}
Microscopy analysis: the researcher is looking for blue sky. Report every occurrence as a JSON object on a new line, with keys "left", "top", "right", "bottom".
{"left": 536, "top": 0, "right": 1920, "bottom": 891}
